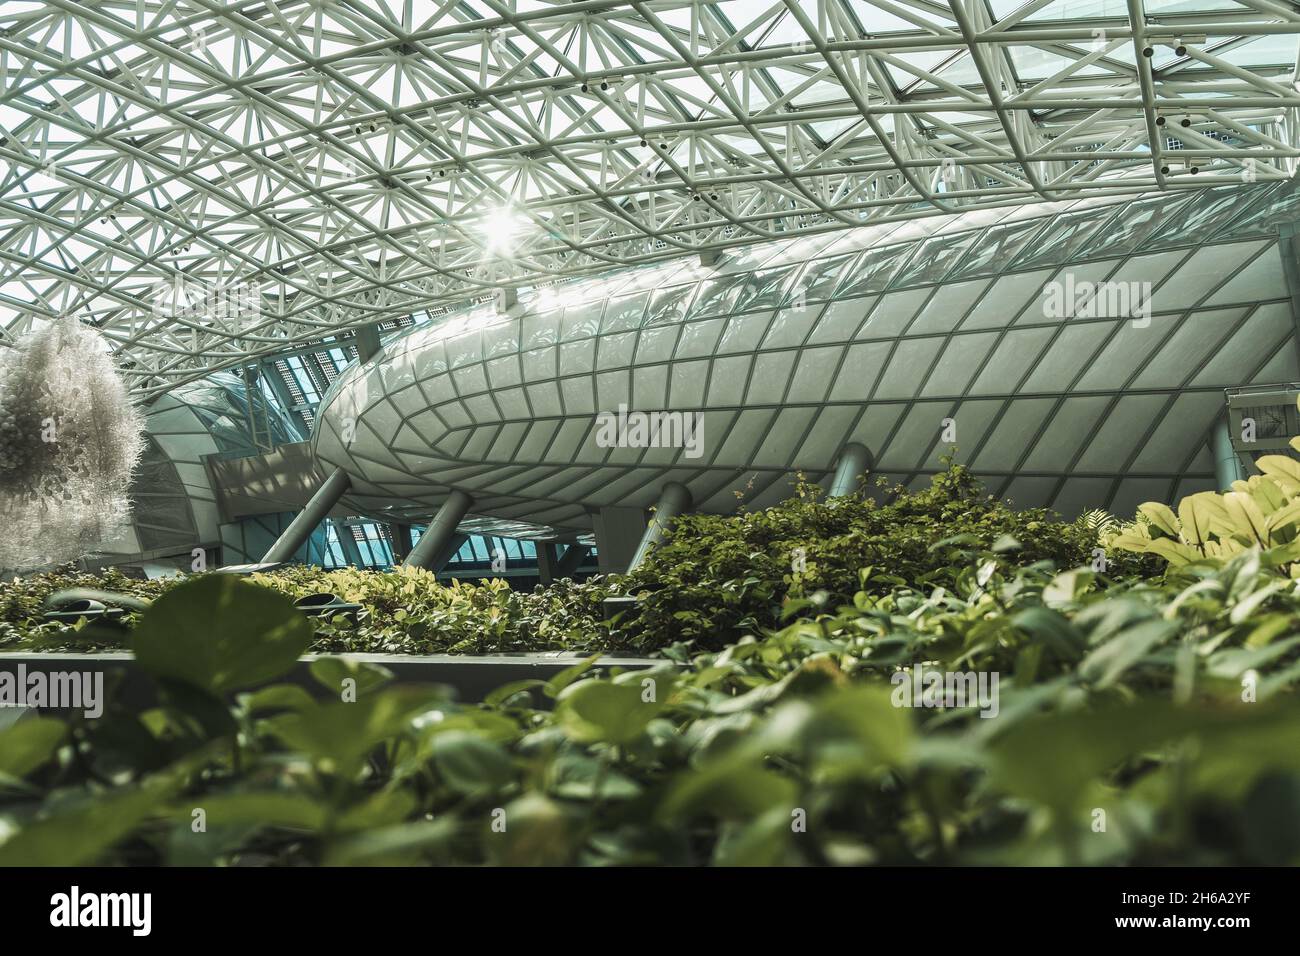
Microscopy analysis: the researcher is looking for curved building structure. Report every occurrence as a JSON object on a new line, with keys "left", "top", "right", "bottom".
{"left": 313, "top": 180, "right": 1300, "bottom": 539}
{"left": 98, "top": 373, "right": 330, "bottom": 572}
{"left": 5, "top": 2, "right": 1300, "bottom": 575}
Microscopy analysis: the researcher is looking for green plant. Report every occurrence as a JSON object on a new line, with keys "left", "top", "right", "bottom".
{"left": 1, "top": 548, "right": 1297, "bottom": 866}
{"left": 1075, "top": 508, "right": 1119, "bottom": 537}
{"left": 1111, "top": 395, "right": 1300, "bottom": 574}
{"left": 609, "top": 463, "right": 1148, "bottom": 652}
{"left": 0, "top": 465, "right": 1153, "bottom": 657}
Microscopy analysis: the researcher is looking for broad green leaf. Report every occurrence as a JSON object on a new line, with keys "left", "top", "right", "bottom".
{"left": 543, "top": 653, "right": 603, "bottom": 698}
{"left": 335, "top": 788, "right": 419, "bottom": 831}
{"left": 132, "top": 576, "right": 313, "bottom": 695}
{"left": 548, "top": 753, "right": 642, "bottom": 802}
{"left": 1010, "top": 607, "right": 1084, "bottom": 662}
{"left": 237, "top": 683, "right": 317, "bottom": 715}
{"left": 483, "top": 679, "right": 547, "bottom": 708}
{"left": 713, "top": 807, "right": 794, "bottom": 866}
{"left": 1145, "top": 537, "right": 1197, "bottom": 566}
{"left": 556, "top": 678, "right": 664, "bottom": 744}
{"left": 1079, "top": 618, "right": 1178, "bottom": 688}
{"left": 488, "top": 793, "right": 574, "bottom": 866}
{"left": 658, "top": 742, "right": 798, "bottom": 822}
{"left": 810, "top": 685, "right": 914, "bottom": 768}
{"left": 324, "top": 819, "right": 457, "bottom": 866}
{"left": 309, "top": 657, "right": 394, "bottom": 697}
{"left": 427, "top": 731, "right": 516, "bottom": 796}
{"left": 1109, "top": 532, "right": 1150, "bottom": 554}
{"left": 988, "top": 702, "right": 1202, "bottom": 816}
{"left": 265, "top": 687, "right": 445, "bottom": 773}
{"left": 0, "top": 717, "right": 65, "bottom": 780}
{"left": 1266, "top": 498, "right": 1300, "bottom": 533}
{"left": 1177, "top": 494, "right": 1212, "bottom": 547}
{"left": 1257, "top": 455, "right": 1300, "bottom": 493}
{"left": 0, "top": 774, "right": 177, "bottom": 866}
{"left": 177, "top": 791, "right": 328, "bottom": 831}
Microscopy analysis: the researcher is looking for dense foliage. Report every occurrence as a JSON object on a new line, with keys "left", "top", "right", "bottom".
{"left": 0, "top": 565, "right": 612, "bottom": 656}
{"left": 1, "top": 465, "right": 1148, "bottom": 656}
{"left": 609, "top": 465, "right": 1151, "bottom": 652}
{"left": 1, "top": 538, "right": 1297, "bottom": 866}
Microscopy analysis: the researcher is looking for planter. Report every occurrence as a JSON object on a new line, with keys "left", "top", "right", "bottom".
{"left": 41, "top": 598, "right": 127, "bottom": 624}
{"left": 293, "top": 592, "right": 363, "bottom": 620}
{"left": 0, "top": 650, "right": 663, "bottom": 714}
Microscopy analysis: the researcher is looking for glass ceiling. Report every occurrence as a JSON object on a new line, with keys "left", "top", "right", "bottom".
{"left": 0, "top": 0, "right": 1298, "bottom": 398}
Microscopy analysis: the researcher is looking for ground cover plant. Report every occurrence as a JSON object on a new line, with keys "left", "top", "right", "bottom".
{"left": 605, "top": 463, "right": 1154, "bottom": 653}
{"left": 1, "top": 534, "right": 1297, "bottom": 866}
{"left": 1, "top": 463, "right": 1297, "bottom": 865}
{"left": 1, "top": 464, "right": 1147, "bottom": 656}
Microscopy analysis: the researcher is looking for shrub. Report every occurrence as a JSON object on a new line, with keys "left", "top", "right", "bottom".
{"left": 610, "top": 463, "right": 1150, "bottom": 652}
{"left": 248, "top": 565, "right": 612, "bottom": 654}
{"left": 1, "top": 548, "right": 1297, "bottom": 866}
{"left": 0, "top": 465, "right": 1151, "bottom": 656}
{"left": 0, "top": 567, "right": 171, "bottom": 651}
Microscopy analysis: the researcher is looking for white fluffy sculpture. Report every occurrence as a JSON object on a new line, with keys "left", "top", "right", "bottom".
{"left": 0, "top": 318, "right": 144, "bottom": 572}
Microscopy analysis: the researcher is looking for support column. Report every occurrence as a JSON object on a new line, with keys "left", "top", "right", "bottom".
{"left": 1213, "top": 414, "right": 1245, "bottom": 491}
{"left": 354, "top": 323, "right": 382, "bottom": 363}
{"left": 556, "top": 542, "right": 591, "bottom": 578}
{"left": 261, "top": 466, "right": 352, "bottom": 564}
{"left": 829, "top": 442, "right": 872, "bottom": 497}
{"left": 388, "top": 522, "right": 413, "bottom": 563}
{"left": 628, "top": 482, "right": 693, "bottom": 572}
{"left": 536, "top": 542, "right": 558, "bottom": 585}
{"left": 1277, "top": 224, "right": 1300, "bottom": 370}
{"left": 404, "top": 490, "right": 473, "bottom": 570}
{"left": 592, "top": 507, "right": 645, "bottom": 574}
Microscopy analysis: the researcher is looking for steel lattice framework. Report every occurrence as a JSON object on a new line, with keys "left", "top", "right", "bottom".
{"left": 2, "top": 0, "right": 1299, "bottom": 398}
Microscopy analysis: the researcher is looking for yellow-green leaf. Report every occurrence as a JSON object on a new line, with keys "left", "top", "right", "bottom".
{"left": 1267, "top": 498, "right": 1300, "bottom": 533}
{"left": 1145, "top": 538, "right": 1197, "bottom": 566}
{"left": 1138, "top": 502, "right": 1180, "bottom": 538}
{"left": 1223, "top": 491, "right": 1270, "bottom": 546}
{"left": 1257, "top": 455, "right": 1300, "bottom": 494}
{"left": 1177, "top": 496, "right": 1210, "bottom": 548}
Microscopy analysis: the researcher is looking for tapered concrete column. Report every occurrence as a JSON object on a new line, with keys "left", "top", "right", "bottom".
{"left": 354, "top": 323, "right": 382, "bottom": 363}
{"left": 592, "top": 506, "right": 644, "bottom": 573}
{"left": 628, "top": 482, "right": 693, "bottom": 572}
{"left": 436, "top": 534, "right": 470, "bottom": 573}
{"left": 261, "top": 466, "right": 352, "bottom": 563}
{"left": 404, "top": 490, "right": 473, "bottom": 570}
{"left": 829, "top": 442, "right": 872, "bottom": 497}
{"left": 536, "top": 542, "right": 558, "bottom": 585}
{"left": 1213, "top": 415, "right": 1245, "bottom": 490}
{"left": 388, "top": 522, "right": 413, "bottom": 562}
{"left": 556, "top": 543, "right": 591, "bottom": 577}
